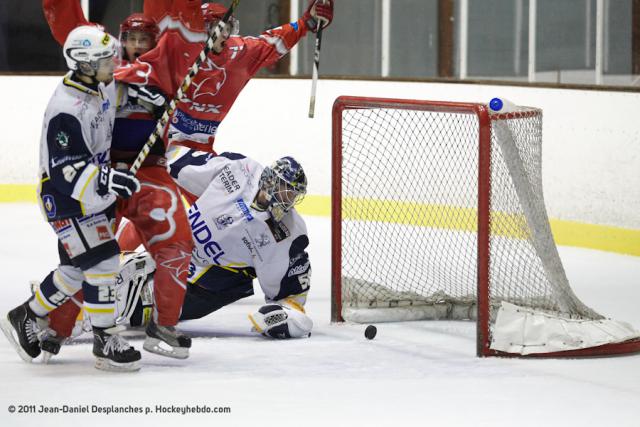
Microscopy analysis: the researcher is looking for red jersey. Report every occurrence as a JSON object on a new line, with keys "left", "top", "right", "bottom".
{"left": 115, "top": 18, "right": 310, "bottom": 152}
{"left": 44, "top": 0, "right": 308, "bottom": 154}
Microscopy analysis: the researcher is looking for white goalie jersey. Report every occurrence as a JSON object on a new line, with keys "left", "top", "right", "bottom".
{"left": 167, "top": 146, "right": 311, "bottom": 302}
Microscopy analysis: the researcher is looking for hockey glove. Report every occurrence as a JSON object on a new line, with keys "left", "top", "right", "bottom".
{"left": 248, "top": 303, "right": 313, "bottom": 339}
{"left": 211, "top": 21, "right": 233, "bottom": 54}
{"left": 127, "top": 85, "right": 168, "bottom": 119}
{"left": 302, "top": 0, "right": 334, "bottom": 33}
{"left": 97, "top": 166, "right": 141, "bottom": 199}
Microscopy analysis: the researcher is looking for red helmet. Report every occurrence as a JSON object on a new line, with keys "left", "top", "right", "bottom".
{"left": 201, "top": 3, "right": 227, "bottom": 24}
{"left": 119, "top": 13, "right": 159, "bottom": 40}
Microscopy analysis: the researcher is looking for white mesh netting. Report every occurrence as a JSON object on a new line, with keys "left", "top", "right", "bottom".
{"left": 336, "top": 104, "right": 602, "bottom": 330}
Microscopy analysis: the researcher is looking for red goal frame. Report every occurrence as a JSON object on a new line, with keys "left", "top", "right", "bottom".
{"left": 331, "top": 95, "right": 640, "bottom": 358}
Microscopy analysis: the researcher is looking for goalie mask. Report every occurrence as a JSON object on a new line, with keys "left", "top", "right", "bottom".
{"left": 258, "top": 157, "right": 307, "bottom": 222}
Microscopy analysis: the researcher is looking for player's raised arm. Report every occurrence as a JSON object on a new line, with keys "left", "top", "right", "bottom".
{"left": 43, "top": 0, "right": 94, "bottom": 46}
{"left": 145, "top": 0, "right": 206, "bottom": 35}
{"left": 244, "top": 0, "right": 334, "bottom": 75}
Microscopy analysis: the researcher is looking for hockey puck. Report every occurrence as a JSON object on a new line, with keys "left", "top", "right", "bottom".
{"left": 364, "top": 325, "right": 377, "bottom": 340}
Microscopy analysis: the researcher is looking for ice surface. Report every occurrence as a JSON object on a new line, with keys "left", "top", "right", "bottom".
{"left": 0, "top": 203, "right": 638, "bottom": 426}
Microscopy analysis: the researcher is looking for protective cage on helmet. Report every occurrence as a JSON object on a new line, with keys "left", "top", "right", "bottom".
{"left": 259, "top": 157, "right": 307, "bottom": 222}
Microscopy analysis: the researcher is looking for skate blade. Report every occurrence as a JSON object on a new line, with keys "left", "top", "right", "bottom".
{"left": 42, "top": 351, "right": 53, "bottom": 364}
{"left": 143, "top": 337, "right": 189, "bottom": 359}
{"left": 94, "top": 357, "right": 141, "bottom": 372}
{"left": 0, "top": 318, "right": 34, "bottom": 363}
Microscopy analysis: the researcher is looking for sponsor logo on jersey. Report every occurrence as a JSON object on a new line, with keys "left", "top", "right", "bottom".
{"left": 56, "top": 131, "right": 70, "bottom": 150}
{"left": 215, "top": 214, "right": 234, "bottom": 230}
{"left": 97, "top": 225, "right": 110, "bottom": 241}
{"left": 51, "top": 153, "right": 85, "bottom": 169}
{"left": 42, "top": 194, "right": 56, "bottom": 218}
{"left": 288, "top": 261, "right": 310, "bottom": 277}
{"left": 52, "top": 218, "right": 71, "bottom": 232}
{"left": 188, "top": 203, "right": 225, "bottom": 265}
{"left": 101, "top": 99, "right": 110, "bottom": 113}
{"left": 218, "top": 165, "right": 241, "bottom": 194}
{"left": 242, "top": 236, "right": 255, "bottom": 257}
{"left": 242, "top": 231, "right": 264, "bottom": 262}
{"left": 256, "top": 233, "right": 271, "bottom": 248}
{"left": 62, "top": 242, "right": 73, "bottom": 257}
{"left": 91, "top": 110, "right": 107, "bottom": 130}
{"left": 171, "top": 109, "right": 220, "bottom": 137}
{"left": 235, "top": 199, "right": 254, "bottom": 222}
{"left": 266, "top": 217, "right": 290, "bottom": 242}
{"left": 91, "top": 150, "right": 110, "bottom": 166}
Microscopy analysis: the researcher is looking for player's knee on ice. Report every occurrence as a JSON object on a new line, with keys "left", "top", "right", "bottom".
{"left": 249, "top": 303, "right": 313, "bottom": 339}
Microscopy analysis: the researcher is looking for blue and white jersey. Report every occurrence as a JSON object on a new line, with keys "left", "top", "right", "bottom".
{"left": 168, "top": 146, "right": 311, "bottom": 302}
{"left": 38, "top": 72, "right": 117, "bottom": 220}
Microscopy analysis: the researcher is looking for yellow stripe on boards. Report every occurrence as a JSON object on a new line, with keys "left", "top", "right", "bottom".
{"left": 0, "top": 184, "right": 37, "bottom": 202}
{"left": 296, "top": 194, "right": 330, "bottom": 217}
{"left": 297, "top": 195, "right": 640, "bottom": 257}
{"left": 549, "top": 219, "right": 640, "bottom": 257}
{"left": 1, "top": 187, "right": 639, "bottom": 257}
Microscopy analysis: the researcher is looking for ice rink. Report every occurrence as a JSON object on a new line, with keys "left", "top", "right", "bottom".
{"left": 0, "top": 203, "right": 639, "bottom": 427}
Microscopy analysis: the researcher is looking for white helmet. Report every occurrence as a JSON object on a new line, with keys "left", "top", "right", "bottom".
{"left": 63, "top": 25, "right": 117, "bottom": 73}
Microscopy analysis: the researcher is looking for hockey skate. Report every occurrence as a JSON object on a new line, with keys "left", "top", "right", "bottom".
{"left": 0, "top": 302, "right": 44, "bottom": 362}
{"left": 39, "top": 330, "right": 66, "bottom": 364}
{"left": 93, "top": 325, "right": 141, "bottom": 372}
{"left": 143, "top": 319, "right": 191, "bottom": 359}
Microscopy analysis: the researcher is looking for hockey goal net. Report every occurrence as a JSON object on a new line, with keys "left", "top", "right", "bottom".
{"left": 331, "top": 96, "right": 640, "bottom": 357}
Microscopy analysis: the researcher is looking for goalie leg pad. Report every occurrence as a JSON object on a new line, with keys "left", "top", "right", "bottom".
{"left": 115, "top": 251, "right": 156, "bottom": 325}
{"left": 248, "top": 304, "right": 313, "bottom": 339}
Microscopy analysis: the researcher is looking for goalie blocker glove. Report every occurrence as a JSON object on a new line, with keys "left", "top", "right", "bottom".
{"left": 97, "top": 166, "right": 141, "bottom": 199}
{"left": 302, "top": 0, "right": 334, "bottom": 33}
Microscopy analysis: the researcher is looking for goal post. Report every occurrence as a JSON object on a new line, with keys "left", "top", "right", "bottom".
{"left": 331, "top": 95, "right": 640, "bottom": 358}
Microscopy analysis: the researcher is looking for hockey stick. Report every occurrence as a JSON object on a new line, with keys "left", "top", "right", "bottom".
{"left": 129, "top": 0, "right": 241, "bottom": 174}
{"left": 307, "top": 9, "right": 324, "bottom": 118}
